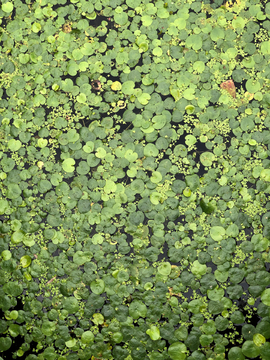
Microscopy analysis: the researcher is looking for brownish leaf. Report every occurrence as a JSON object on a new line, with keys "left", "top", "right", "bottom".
{"left": 220, "top": 79, "right": 236, "bottom": 98}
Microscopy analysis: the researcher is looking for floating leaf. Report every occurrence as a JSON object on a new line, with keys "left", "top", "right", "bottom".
{"left": 111, "top": 81, "right": 122, "bottom": 91}
{"left": 207, "top": 287, "right": 224, "bottom": 301}
{"left": 8, "top": 139, "right": 21, "bottom": 151}
{"left": 62, "top": 158, "right": 75, "bottom": 173}
{"left": 170, "top": 87, "right": 181, "bottom": 102}
{"left": 246, "top": 79, "right": 261, "bottom": 93}
{"left": 76, "top": 93, "right": 87, "bottom": 103}
{"left": 220, "top": 80, "right": 236, "bottom": 98}
{"left": 168, "top": 342, "right": 187, "bottom": 360}
{"left": 129, "top": 300, "right": 147, "bottom": 319}
{"left": 210, "top": 226, "right": 226, "bottom": 242}
{"left": 146, "top": 326, "right": 160, "bottom": 341}
{"left": 200, "top": 199, "right": 215, "bottom": 214}
{"left": 158, "top": 262, "right": 171, "bottom": 276}
{"left": 62, "top": 298, "right": 79, "bottom": 314}
{"left": 81, "top": 331, "right": 95, "bottom": 344}
{"left": 200, "top": 152, "right": 215, "bottom": 166}
{"left": 261, "top": 288, "right": 270, "bottom": 306}
{"left": 191, "top": 260, "right": 207, "bottom": 278}
{"left": 122, "top": 80, "right": 135, "bottom": 95}
{"left": 150, "top": 171, "right": 162, "bottom": 184}
{"left": 253, "top": 333, "right": 265, "bottom": 347}
{"left": 20, "top": 255, "right": 32, "bottom": 268}
{"left": 0, "top": 337, "right": 12, "bottom": 351}
{"left": 2, "top": 2, "right": 13, "bottom": 12}
{"left": 242, "top": 340, "right": 260, "bottom": 358}
{"left": 185, "top": 135, "right": 196, "bottom": 147}
{"left": 90, "top": 279, "right": 105, "bottom": 295}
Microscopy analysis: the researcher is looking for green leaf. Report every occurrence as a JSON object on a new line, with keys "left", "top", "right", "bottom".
{"left": 41, "top": 321, "right": 56, "bottom": 336}
{"left": 261, "top": 288, "right": 270, "bottom": 306}
{"left": 185, "top": 34, "right": 202, "bottom": 50}
{"left": 3, "top": 281, "right": 23, "bottom": 297}
{"left": 207, "top": 286, "right": 224, "bottom": 301}
{"left": 158, "top": 262, "right": 171, "bottom": 276}
{"left": 261, "top": 41, "right": 270, "bottom": 55}
{"left": 124, "top": 149, "right": 138, "bottom": 162}
{"left": 11, "top": 230, "right": 24, "bottom": 244}
{"left": 146, "top": 326, "right": 161, "bottom": 341}
{"left": 242, "top": 340, "right": 260, "bottom": 358}
{"left": 1, "top": 250, "right": 11, "bottom": 261}
{"left": 81, "top": 331, "right": 94, "bottom": 344}
{"left": 62, "top": 298, "right": 79, "bottom": 314}
{"left": 246, "top": 79, "right": 261, "bottom": 93}
{"left": 185, "top": 174, "right": 200, "bottom": 191}
{"left": 144, "top": 143, "right": 159, "bottom": 157}
{"left": 90, "top": 279, "right": 105, "bottom": 294}
{"left": 228, "top": 347, "right": 245, "bottom": 360}
{"left": 0, "top": 199, "right": 9, "bottom": 215}
{"left": 150, "top": 192, "right": 162, "bottom": 205}
{"left": 210, "top": 226, "right": 226, "bottom": 242}
{"left": 150, "top": 171, "right": 162, "bottom": 184}
{"left": 72, "top": 49, "right": 84, "bottom": 60}
{"left": 168, "top": 342, "right": 187, "bottom": 360}
{"left": 251, "top": 234, "right": 269, "bottom": 252}
{"left": 62, "top": 158, "right": 75, "bottom": 172}
{"left": 210, "top": 27, "right": 225, "bottom": 41}
{"left": 170, "top": 87, "right": 181, "bottom": 102}
{"left": 122, "top": 80, "right": 135, "bottom": 95}
{"left": 65, "top": 339, "right": 77, "bottom": 348}
{"left": 2, "top": 2, "right": 13, "bottom": 12}
{"left": 137, "top": 93, "right": 151, "bottom": 105}
{"left": 200, "top": 199, "right": 215, "bottom": 214}
{"left": 114, "top": 12, "right": 128, "bottom": 25}
{"left": 129, "top": 300, "right": 147, "bottom": 319}
{"left": 73, "top": 251, "right": 92, "bottom": 265}
{"left": 193, "top": 61, "right": 205, "bottom": 73}
{"left": 77, "top": 93, "right": 87, "bottom": 103}
{"left": 200, "top": 152, "right": 215, "bottom": 166}
{"left": 19, "top": 53, "right": 30, "bottom": 64}
{"left": 226, "top": 224, "right": 239, "bottom": 237}
{"left": 191, "top": 260, "right": 207, "bottom": 278}
{"left": 32, "top": 22, "right": 42, "bottom": 33}
{"left": 0, "top": 336, "right": 12, "bottom": 351}
{"left": 260, "top": 169, "right": 270, "bottom": 182}
{"left": 6, "top": 184, "right": 22, "bottom": 199}
{"left": 20, "top": 255, "right": 31, "bottom": 268}
{"left": 214, "top": 269, "right": 228, "bottom": 282}
{"left": 8, "top": 139, "right": 21, "bottom": 151}
{"left": 253, "top": 333, "right": 265, "bottom": 347}
{"left": 201, "top": 320, "right": 216, "bottom": 335}
{"left": 185, "top": 135, "right": 196, "bottom": 147}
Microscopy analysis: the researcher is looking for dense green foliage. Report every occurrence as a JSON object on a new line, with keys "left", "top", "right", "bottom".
{"left": 1, "top": 0, "right": 270, "bottom": 359}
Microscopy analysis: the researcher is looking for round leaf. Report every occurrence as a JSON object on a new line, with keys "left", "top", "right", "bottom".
{"left": 146, "top": 326, "right": 160, "bottom": 341}
{"left": 20, "top": 255, "right": 31, "bottom": 268}
{"left": 168, "top": 342, "right": 187, "bottom": 360}
{"left": 242, "top": 340, "right": 260, "bottom": 358}
{"left": 2, "top": 2, "right": 13, "bottom": 12}
{"left": 129, "top": 300, "right": 147, "bottom": 319}
{"left": 261, "top": 288, "right": 270, "bottom": 306}
{"left": 200, "top": 152, "right": 215, "bottom": 166}
{"left": 62, "top": 158, "right": 75, "bottom": 173}
{"left": 90, "top": 279, "right": 105, "bottom": 295}
{"left": 210, "top": 226, "right": 226, "bottom": 242}
{"left": 81, "top": 331, "right": 94, "bottom": 344}
{"left": 158, "top": 262, "right": 171, "bottom": 276}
